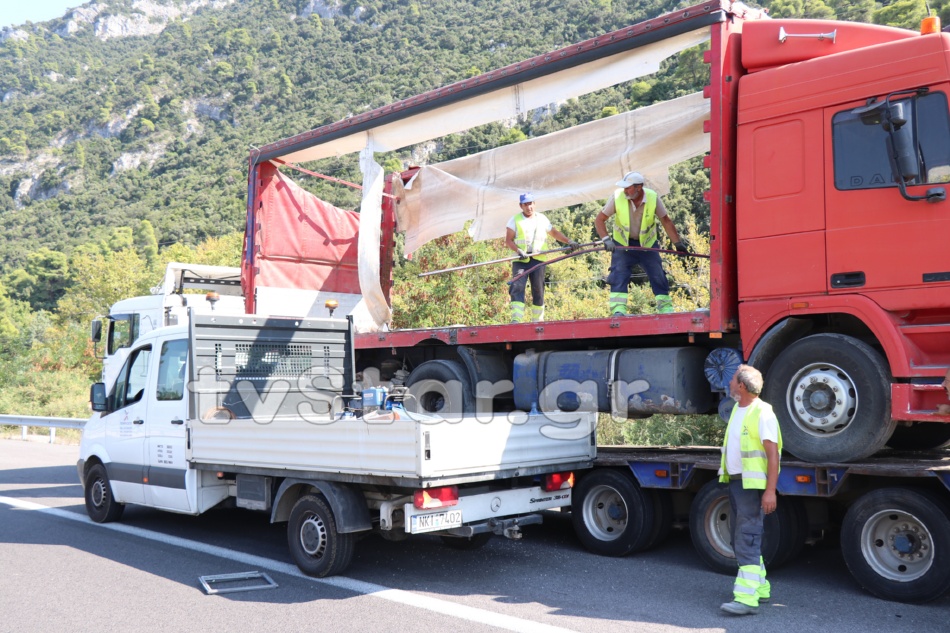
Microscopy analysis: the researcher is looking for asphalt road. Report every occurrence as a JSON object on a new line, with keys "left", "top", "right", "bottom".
{"left": 1, "top": 438, "right": 947, "bottom": 633}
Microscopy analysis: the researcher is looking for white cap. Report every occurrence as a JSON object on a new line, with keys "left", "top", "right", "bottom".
{"left": 616, "top": 171, "right": 645, "bottom": 188}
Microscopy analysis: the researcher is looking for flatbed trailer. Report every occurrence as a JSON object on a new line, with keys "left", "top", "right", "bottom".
{"left": 571, "top": 445, "right": 950, "bottom": 603}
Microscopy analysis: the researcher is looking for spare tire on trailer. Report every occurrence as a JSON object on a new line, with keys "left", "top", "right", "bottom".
{"left": 405, "top": 359, "right": 475, "bottom": 419}
{"left": 762, "top": 333, "right": 895, "bottom": 463}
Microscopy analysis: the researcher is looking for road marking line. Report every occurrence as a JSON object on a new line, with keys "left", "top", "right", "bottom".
{"left": 0, "top": 496, "right": 577, "bottom": 633}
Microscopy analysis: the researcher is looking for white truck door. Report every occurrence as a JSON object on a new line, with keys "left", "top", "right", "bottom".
{"left": 103, "top": 344, "right": 152, "bottom": 505}
{"left": 144, "top": 338, "right": 195, "bottom": 512}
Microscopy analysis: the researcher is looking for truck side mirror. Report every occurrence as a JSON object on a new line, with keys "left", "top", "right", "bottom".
{"left": 90, "top": 383, "right": 109, "bottom": 412}
{"left": 90, "top": 319, "right": 103, "bottom": 343}
{"left": 883, "top": 101, "right": 919, "bottom": 181}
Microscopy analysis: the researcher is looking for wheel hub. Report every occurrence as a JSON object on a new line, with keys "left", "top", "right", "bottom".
{"left": 583, "top": 485, "right": 627, "bottom": 541}
{"left": 300, "top": 514, "right": 328, "bottom": 558}
{"left": 787, "top": 364, "right": 857, "bottom": 436}
{"left": 91, "top": 479, "right": 106, "bottom": 507}
{"left": 862, "top": 510, "right": 933, "bottom": 581}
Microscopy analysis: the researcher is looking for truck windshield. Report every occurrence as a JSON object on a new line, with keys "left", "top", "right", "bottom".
{"left": 832, "top": 90, "right": 950, "bottom": 191}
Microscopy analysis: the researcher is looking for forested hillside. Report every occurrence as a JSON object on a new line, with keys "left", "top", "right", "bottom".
{"left": 0, "top": 0, "right": 935, "bottom": 423}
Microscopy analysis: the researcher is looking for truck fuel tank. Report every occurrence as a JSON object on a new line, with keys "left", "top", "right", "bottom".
{"left": 513, "top": 347, "right": 713, "bottom": 416}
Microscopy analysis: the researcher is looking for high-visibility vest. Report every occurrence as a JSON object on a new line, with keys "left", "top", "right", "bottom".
{"left": 513, "top": 213, "right": 550, "bottom": 263}
{"left": 612, "top": 188, "right": 658, "bottom": 248}
{"left": 719, "top": 398, "right": 783, "bottom": 490}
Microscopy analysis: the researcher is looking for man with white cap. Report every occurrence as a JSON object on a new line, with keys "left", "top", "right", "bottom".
{"left": 594, "top": 171, "right": 687, "bottom": 315}
{"left": 505, "top": 193, "right": 577, "bottom": 323}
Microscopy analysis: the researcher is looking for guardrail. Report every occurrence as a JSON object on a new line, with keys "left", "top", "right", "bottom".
{"left": 0, "top": 415, "right": 86, "bottom": 444}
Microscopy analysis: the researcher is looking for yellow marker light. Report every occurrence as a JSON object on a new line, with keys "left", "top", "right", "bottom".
{"left": 654, "top": 469, "right": 669, "bottom": 478}
{"left": 921, "top": 16, "right": 941, "bottom": 34}
{"left": 795, "top": 475, "right": 812, "bottom": 484}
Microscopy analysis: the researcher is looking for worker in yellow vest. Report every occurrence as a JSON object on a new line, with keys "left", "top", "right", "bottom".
{"left": 505, "top": 193, "right": 577, "bottom": 322}
{"left": 594, "top": 171, "right": 687, "bottom": 315}
{"left": 718, "top": 364, "right": 782, "bottom": 616}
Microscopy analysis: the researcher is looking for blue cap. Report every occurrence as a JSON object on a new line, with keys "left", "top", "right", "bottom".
{"left": 519, "top": 193, "right": 535, "bottom": 204}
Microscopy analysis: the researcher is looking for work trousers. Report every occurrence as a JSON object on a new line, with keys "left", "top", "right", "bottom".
{"left": 510, "top": 259, "right": 545, "bottom": 306}
{"left": 728, "top": 479, "right": 770, "bottom": 606}
{"left": 606, "top": 242, "right": 669, "bottom": 298}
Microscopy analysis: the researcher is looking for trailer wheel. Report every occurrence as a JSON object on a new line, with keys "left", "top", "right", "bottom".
{"left": 440, "top": 533, "right": 493, "bottom": 550}
{"left": 287, "top": 494, "right": 355, "bottom": 577}
{"left": 643, "top": 489, "right": 674, "bottom": 550}
{"left": 405, "top": 360, "right": 474, "bottom": 417}
{"left": 762, "top": 333, "right": 894, "bottom": 463}
{"left": 689, "top": 480, "right": 807, "bottom": 575}
{"left": 84, "top": 463, "right": 124, "bottom": 523}
{"left": 571, "top": 469, "right": 655, "bottom": 556}
{"left": 886, "top": 423, "right": 950, "bottom": 451}
{"left": 841, "top": 487, "right": 950, "bottom": 603}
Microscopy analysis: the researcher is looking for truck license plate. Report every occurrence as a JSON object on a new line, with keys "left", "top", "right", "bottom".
{"left": 410, "top": 510, "right": 463, "bottom": 534}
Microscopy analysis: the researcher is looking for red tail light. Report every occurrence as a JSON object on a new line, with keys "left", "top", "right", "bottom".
{"left": 413, "top": 486, "right": 459, "bottom": 509}
{"left": 543, "top": 471, "right": 575, "bottom": 492}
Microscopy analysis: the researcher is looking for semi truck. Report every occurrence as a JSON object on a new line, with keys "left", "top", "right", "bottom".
{"left": 79, "top": 311, "right": 594, "bottom": 577}
{"left": 85, "top": 1, "right": 950, "bottom": 602}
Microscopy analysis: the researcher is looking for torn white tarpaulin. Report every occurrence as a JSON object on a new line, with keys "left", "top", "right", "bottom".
{"left": 395, "top": 91, "right": 709, "bottom": 253}
{"left": 351, "top": 147, "right": 392, "bottom": 332}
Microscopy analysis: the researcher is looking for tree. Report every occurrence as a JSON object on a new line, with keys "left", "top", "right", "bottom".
{"left": 873, "top": 0, "right": 927, "bottom": 28}
{"left": 135, "top": 219, "right": 159, "bottom": 269}
{"left": 57, "top": 249, "right": 150, "bottom": 323}
{"left": 24, "top": 248, "right": 70, "bottom": 312}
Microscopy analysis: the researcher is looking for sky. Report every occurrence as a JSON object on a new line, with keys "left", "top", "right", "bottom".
{"left": 1, "top": 0, "right": 85, "bottom": 30}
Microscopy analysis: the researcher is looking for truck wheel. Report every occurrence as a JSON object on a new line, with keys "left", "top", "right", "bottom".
{"left": 571, "top": 469, "right": 655, "bottom": 556}
{"left": 841, "top": 487, "right": 950, "bottom": 603}
{"left": 689, "top": 480, "right": 806, "bottom": 574}
{"left": 440, "top": 533, "right": 493, "bottom": 550}
{"left": 287, "top": 494, "right": 355, "bottom": 577}
{"left": 762, "top": 333, "right": 895, "bottom": 463}
{"left": 405, "top": 360, "right": 474, "bottom": 417}
{"left": 84, "top": 463, "right": 124, "bottom": 523}
{"left": 886, "top": 423, "right": 950, "bottom": 451}
{"left": 643, "top": 489, "right": 674, "bottom": 550}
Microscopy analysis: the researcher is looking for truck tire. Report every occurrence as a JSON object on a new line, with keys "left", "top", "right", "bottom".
{"left": 886, "top": 423, "right": 950, "bottom": 451}
{"left": 84, "top": 463, "right": 125, "bottom": 523}
{"left": 405, "top": 360, "right": 474, "bottom": 418}
{"left": 762, "top": 333, "right": 895, "bottom": 463}
{"left": 643, "top": 489, "right": 674, "bottom": 550}
{"left": 688, "top": 480, "right": 807, "bottom": 574}
{"left": 571, "top": 469, "right": 655, "bottom": 556}
{"left": 287, "top": 494, "right": 355, "bottom": 577}
{"left": 841, "top": 487, "right": 950, "bottom": 603}
{"left": 440, "top": 533, "right": 493, "bottom": 550}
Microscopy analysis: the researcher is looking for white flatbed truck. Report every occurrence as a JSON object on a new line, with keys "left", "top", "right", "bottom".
{"left": 79, "top": 312, "right": 593, "bottom": 576}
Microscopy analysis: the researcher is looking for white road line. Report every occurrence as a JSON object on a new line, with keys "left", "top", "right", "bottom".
{"left": 0, "top": 496, "right": 577, "bottom": 633}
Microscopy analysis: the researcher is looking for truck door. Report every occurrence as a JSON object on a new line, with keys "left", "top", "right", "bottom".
{"left": 103, "top": 344, "right": 151, "bottom": 505}
{"left": 144, "top": 338, "right": 195, "bottom": 512}
{"left": 824, "top": 88, "right": 950, "bottom": 303}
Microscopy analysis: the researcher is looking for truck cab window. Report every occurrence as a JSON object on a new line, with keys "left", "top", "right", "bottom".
{"left": 111, "top": 346, "right": 152, "bottom": 410}
{"left": 157, "top": 339, "right": 188, "bottom": 401}
{"left": 833, "top": 91, "right": 950, "bottom": 190}
{"left": 108, "top": 314, "right": 140, "bottom": 356}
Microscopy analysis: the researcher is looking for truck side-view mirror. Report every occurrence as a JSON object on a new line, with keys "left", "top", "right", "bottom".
{"left": 90, "top": 319, "right": 102, "bottom": 343}
{"left": 90, "top": 383, "right": 109, "bottom": 412}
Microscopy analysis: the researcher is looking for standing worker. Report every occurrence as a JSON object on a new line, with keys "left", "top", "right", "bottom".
{"left": 505, "top": 193, "right": 577, "bottom": 322}
{"left": 719, "top": 364, "right": 782, "bottom": 616}
{"left": 594, "top": 171, "right": 687, "bottom": 315}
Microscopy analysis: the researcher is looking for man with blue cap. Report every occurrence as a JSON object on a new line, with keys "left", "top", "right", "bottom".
{"left": 595, "top": 171, "right": 687, "bottom": 315}
{"left": 505, "top": 193, "right": 577, "bottom": 323}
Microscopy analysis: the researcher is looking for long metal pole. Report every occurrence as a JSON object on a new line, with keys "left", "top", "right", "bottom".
{"left": 417, "top": 241, "right": 600, "bottom": 277}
